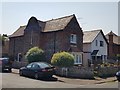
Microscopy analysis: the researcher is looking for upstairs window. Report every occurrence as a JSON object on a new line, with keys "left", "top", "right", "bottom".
{"left": 96, "top": 40, "right": 98, "bottom": 46}
{"left": 70, "top": 34, "right": 77, "bottom": 44}
{"left": 100, "top": 41, "right": 104, "bottom": 47}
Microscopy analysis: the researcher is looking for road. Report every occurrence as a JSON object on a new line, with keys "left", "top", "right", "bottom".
{"left": 0, "top": 71, "right": 119, "bottom": 89}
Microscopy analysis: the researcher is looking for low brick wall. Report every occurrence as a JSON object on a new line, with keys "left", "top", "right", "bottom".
{"left": 96, "top": 66, "right": 118, "bottom": 77}
{"left": 56, "top": 66, "right": 94, "bottom": 79}
{"left": 12, "top": 61, "right": 28, "bottom": 69}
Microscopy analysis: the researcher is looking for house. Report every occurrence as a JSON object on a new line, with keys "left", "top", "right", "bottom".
{"left": 83, "top": 30, "right": 108, "bottom": 67}
{"left": 9, "top": 14, "right": 83, "bottom": 67}
{"left": 105, "top": 31, "right": 120, "bottom": 60}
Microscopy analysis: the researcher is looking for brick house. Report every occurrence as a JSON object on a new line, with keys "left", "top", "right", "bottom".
{"left": 106, "top": 31, "right": 120, "bottom": 60}
{"left": 9, "top": 14, "right": 83, "bottom": 67}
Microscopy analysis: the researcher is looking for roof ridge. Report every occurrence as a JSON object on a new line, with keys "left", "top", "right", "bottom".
{"left": 20, "top": 25, "right": 26, "bottom": 27}
{"left": 84, "top": 29, "right": 102, "bottom": 32}
{"left": 45, "top": 14, "right": 75, "bottom": 22}
{"left": 106, "top": 31, "right": 118, "bottom": 36}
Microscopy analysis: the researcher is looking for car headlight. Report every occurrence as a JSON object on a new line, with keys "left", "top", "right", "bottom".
{"left": 116, "top": 72, "right": 119, "bottom": 76}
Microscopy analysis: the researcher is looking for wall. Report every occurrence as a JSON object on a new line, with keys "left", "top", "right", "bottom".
{"left": 65, "top": 16, "right": 83, "bottom": 52}
{"left": 56, "top": 66, "right": 94, "bottom": 79}
{"left": 2, "top": 40, "right": 9, "bottom": 57}
{"left": 96, "top": 66, "right": 118, "bottom": 77}
{"left": 83, "top": 43, "right": 91, "bottom": 67}
{"left": 9, "top": 36, "right": 24, "bottom": 60}
{"left": 91, "top": 32, "right": 107, "bottom": 57}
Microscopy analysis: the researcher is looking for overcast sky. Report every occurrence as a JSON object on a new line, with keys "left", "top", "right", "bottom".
{"left": 1, "top": 1, "right": 119, "bottom": 35}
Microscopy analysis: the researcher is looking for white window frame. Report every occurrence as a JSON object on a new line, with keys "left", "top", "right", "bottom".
{"left": 70, "top": 34, "right": 77, "bottom": 44}
{"left": 72, "top": 53, "right": 82, "bottom": 64}
{"left": 17, "top": 53, "right": 21, "bottom": 62}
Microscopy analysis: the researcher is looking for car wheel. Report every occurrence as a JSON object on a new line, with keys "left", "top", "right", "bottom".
{"left": 34, "top": 73, "right": 39, "bottom": 80}
{"left": 8, "top": 68, "right": 12, "bottom": 73}
{"left": 2, "top": 69, "right": 4, "bottom": 72}
{"left": 118, "top": 78, "right": 120, "bottom": 82}
{"left": 19, "top": 70, "right": 23, "bottom": 76}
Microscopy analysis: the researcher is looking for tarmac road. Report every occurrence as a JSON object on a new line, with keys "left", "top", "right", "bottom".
{"left": 0, "top": 70, "right": 119, "bottom": 89}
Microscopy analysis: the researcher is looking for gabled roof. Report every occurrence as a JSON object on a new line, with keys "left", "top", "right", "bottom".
{"left": 43, "top": 15, "right": 74, "bottom": 32}
{"left": 105, "top": 31, "right": 120, "bottom": 44}
{"left": 9, "top": 15, "right": 75, "bottom": 37}
{"left": 83, "top": 30, "right": 108, "bottom": 44}
{"left": 9, "top": 26, "right": 26, "bottom": 37}
{"left": 83, "top": 30, "right": 101, "bottom": 43}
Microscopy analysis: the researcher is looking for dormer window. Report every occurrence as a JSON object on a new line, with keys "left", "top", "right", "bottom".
{"left": 70, "top": 34, "right": 77, "bottom": 44}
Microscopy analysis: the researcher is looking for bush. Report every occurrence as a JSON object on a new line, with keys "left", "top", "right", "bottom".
{"left": 25, "top": 47, "right": 45, "bottom": 63}
{"left": 51, "top": 52, "right": 74, "bottom": 67}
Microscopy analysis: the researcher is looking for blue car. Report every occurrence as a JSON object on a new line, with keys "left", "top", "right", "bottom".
{"left": 0, "top": 58, "right": 12, "bottom": 72}
{"left": 116, "top": 71, "right": 120, "bottom": 82}
{"left": 19, "top": 62, "right": 56, "bottom": 79}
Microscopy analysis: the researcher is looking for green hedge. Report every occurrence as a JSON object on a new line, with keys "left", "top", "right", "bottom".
{"left": 25, "top": 47, "right": 45, "bottom": 63}
{"left": 51, "top": 52, "right": 74, "bottom": 67}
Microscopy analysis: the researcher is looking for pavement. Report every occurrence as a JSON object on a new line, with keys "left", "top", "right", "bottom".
{"left": 11, "top": 68, "right": 118, "bottom": 85}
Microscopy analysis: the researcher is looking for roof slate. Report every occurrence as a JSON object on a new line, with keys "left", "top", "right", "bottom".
{"left": 9, "top": 15, "right": 74, "bottom": 37}
{"left": 43, "top": 15, "right": 74, "bottom": 32}
{"left": 83, "top": 30, "right": 101, "bottom": 43}
{"left": 9, "top": 26, "right": 26, "bottom": 37}
{"left": 106, "top": 31, "right": 120, "bottom": 44}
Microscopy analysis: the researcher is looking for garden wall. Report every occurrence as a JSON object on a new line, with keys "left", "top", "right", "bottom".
{"left": 56, "top": 66, "right": 94, "bottom": 79}
{"left": 12, "top": 61, "right": 28, "bottom": 69}
{"left": 96, "top": 66, "right": 118, "bottom": 77}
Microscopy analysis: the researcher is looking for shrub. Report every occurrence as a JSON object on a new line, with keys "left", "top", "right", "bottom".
{"left": 51, "top": 52, "right": 74, "bottom": 67}
{"left": 25, "top": 47, "right": 45, "bottom": 63}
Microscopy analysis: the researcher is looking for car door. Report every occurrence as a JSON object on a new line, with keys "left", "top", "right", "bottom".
{"left": 24, "top": 63, "right": 33, "bottom": 76}
{"left": 30, "top": 64, "right": 40, "bottom": 77}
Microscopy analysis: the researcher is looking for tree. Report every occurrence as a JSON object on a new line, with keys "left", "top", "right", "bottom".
{"left": 51, "top": 51, "right": 74, "bottom": 76}
{"left": 0, "top": 34, "right": 9, "bottom": 46}
{"left": 25, "top": 47, "right": 45, "bottom": 63}
{"left": 51, "top": 51, "right": 74, "bottom": 67}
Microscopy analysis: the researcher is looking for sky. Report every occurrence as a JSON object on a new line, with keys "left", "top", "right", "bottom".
{"left": 0, "top": 1, "right": 119, "bottom": 36}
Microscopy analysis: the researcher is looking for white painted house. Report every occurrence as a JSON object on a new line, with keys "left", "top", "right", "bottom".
{"left": 83, "top": 30, "right": 108, "bottom": 67}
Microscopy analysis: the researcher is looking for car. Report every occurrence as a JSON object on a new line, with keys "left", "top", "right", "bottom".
{"left": 19, "top": 62, "right": 56, "bottom": 79}
{"left": 116, "top": 71, "right": 120, "bottom": 82}
{"left": 0, "top": 57, "right": 12, "bottom": 72}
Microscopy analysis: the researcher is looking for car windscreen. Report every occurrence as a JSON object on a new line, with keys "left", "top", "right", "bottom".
{"left": 0, "top": 58, "right": 9, "bottom": 64}
{"left": 0, "top": 58, "right": 8, "bottom": 62}
{"left": 38, "top": 63, "right": 51, "bottom": 68}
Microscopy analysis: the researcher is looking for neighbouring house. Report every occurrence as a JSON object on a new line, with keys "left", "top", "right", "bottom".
{"left": 9, "top": 14, "right": 83, "bottom": 68}
{"left": 105, "top": 31, "right": 120, "bottom": 61}
{"left": 83, "top": 30, "right": 108, "bottom": 67}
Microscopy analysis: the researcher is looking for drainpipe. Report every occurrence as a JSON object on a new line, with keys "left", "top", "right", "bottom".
{"left": 53, "top": 32, "right": 56, "bottom": 53}
{"left": 13, "top": 38, "right": 15, "bottom": 61}
{"left": 30, "top": 30, "right": 33, "bottom": 47}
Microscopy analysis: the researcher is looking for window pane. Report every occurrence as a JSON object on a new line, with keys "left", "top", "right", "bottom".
{"left": 100, "top": 41, "right": 104, "bottom": 47}
{"left": 32, "top": 64, "right": 40, "bottom": 69}
{"left": 96, "top": 40, "right": 97, "bottom": 46}
{"left": 38, "top": 62, "right": 50, "bottom": 68}
{"left": 70, "top": 34, "right": 77, "bottom": 44}
{"left": 27, "top": 63, "right": 32, "bottom": 68}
